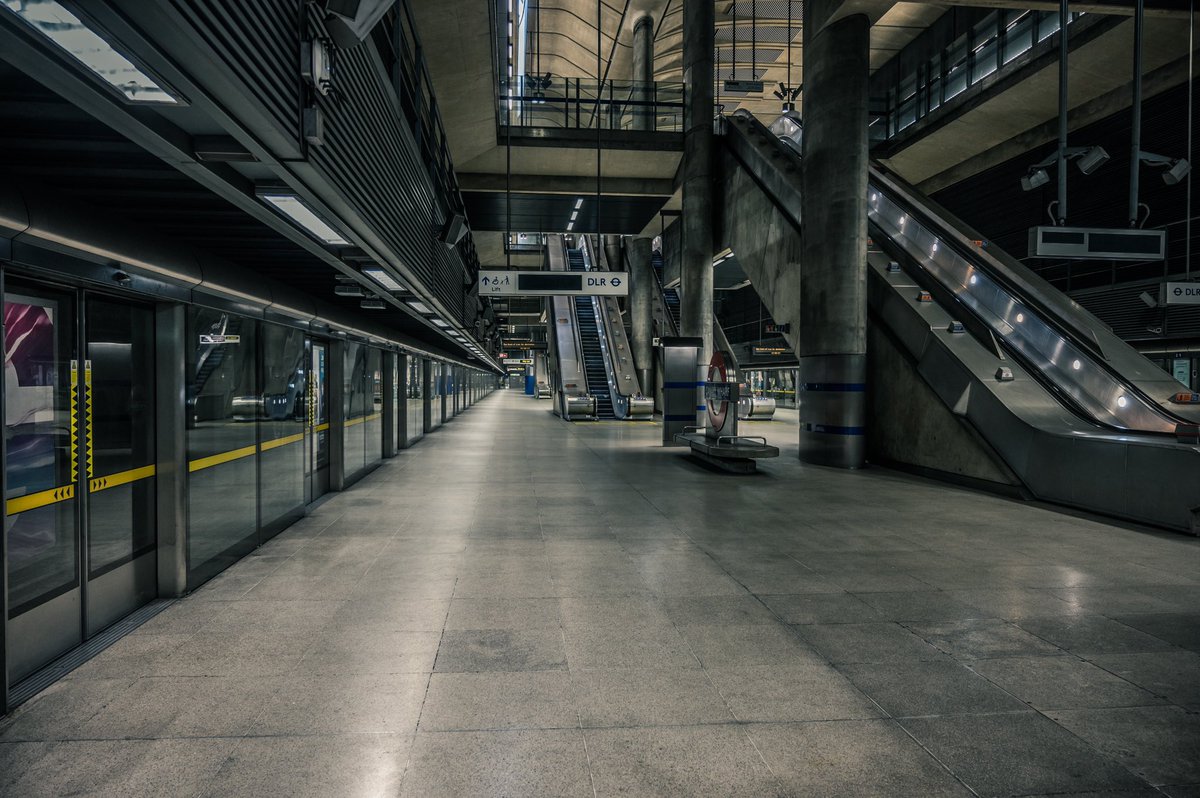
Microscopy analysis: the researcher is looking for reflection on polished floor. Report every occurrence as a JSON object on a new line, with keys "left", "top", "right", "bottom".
{"left": 2, "top": 389, "right": 1200, "bottom": 796}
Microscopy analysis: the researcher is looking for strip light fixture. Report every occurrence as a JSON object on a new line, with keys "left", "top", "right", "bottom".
{"left": 258, "top": 192, "right": 349, "bottom": 245}
{"left": 3, "top": 0, "right": 180, "bottom": 104}
{"left": 406, "top": 299, "right": 433, "bottom": 314}
{"left": 362, "top": 266, "right": 405, "bottom": 291}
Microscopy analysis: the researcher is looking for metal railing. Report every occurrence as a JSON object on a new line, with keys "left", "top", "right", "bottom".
{"left": 499, "top": 76, "right": 684, "bottom": 133}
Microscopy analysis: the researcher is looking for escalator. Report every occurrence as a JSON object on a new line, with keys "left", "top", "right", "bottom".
{"left": 719, "top": 109, "right": 1200, "bottom": 533}
{"left": 653, "top": 251, "right": 682, "bottom": 332}
{"left": 567, "top": 247, "right": 615, "bottom": 418}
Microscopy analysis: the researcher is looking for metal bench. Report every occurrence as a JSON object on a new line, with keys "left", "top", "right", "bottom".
{"left": 674, "top": 429, "right": 780, "bottom": 474}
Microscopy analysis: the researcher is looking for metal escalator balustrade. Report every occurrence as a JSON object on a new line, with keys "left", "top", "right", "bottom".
{"left": 729, "top": 109, "right": 1196, "bottom": 437}
{"left": 866, "top": 175, "right": 1191, "bottom": 436}
{"left": 567, "top": 248, "right": 615, "bottom": 418}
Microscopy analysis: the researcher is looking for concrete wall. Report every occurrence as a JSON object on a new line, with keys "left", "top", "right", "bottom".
{"left": 715, "top": 152, "right": 803, "bottom": 356}
{"left": 867, "top": 323, "right": 1021, "bottom": 491}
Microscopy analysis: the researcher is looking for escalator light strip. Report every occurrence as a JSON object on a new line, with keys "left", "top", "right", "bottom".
{"left": 188, "top": 444, "right": 258, "bottom": 472}
{"left": 799, "top": 383, "right": 866, "bottom": 392}
{"left": 260, "top": 433, "right": 305, "bottom": 452}
{"left": 6, "top": 484, "right": 75, "bottom": 515}
{"left": 89, "top": 464, "right": 156, "bottom": 493}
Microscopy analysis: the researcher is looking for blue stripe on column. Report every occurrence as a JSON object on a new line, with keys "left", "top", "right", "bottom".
{"left": 664, "top": 414, "right": 696, "bottom": 421}
{"left": 664, "top": 381, "right": 706, "bottom": 388}
{"left": 802, "top": 423, "right": 866, "bottom": 435}
{"left": 799, "top": 383, "right": 866, "bottom": 392}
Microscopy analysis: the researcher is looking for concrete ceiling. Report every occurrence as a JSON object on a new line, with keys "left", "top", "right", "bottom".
{"left": 883, "top": 15, "right": 1194, "bottom": 189}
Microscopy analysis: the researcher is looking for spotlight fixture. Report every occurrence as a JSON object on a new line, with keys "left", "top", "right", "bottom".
{"left": 1020, "top": 169, "right": 1050, "bottom": 192}
{"left": 334, "top": 284, "right": 366, "bottom": 297}
{"left": 359, "top": 298, "right": 386, "bottom": 310}
{"left": 1135, "top": 151, "right": 1192, "bottom": 186}
{"left": 1020, "top": 145, "right": 1109, "bottom": 191}
{"left": 1165, "top": 159, "right": 1191, "bottom": 186}
{"left": 1076, "top": 146, "right": 1110, "bottom": 175}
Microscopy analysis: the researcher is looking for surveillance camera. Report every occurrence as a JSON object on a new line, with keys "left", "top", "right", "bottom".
{"left": 1021, "top": 169, "right": 1050, "bottom": 191}
{"left": 1164, "top": 158, "right": 1191, "bottom": 185}
{"left": 1139, "top": 291, "right": 1158, "bottom": 308}
{"left": 1077, "top": 146, "right": 1110, "bottom": 175}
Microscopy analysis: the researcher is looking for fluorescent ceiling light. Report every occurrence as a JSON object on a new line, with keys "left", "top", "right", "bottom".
{"left": 432, "top": 318, "right": 450, "bottom": 327}
{"left": 3, "top": 0, "right": 179, "bottom": 104}
{"left": 570, "top": 211, "right": 578, "bottom": 221}
{"left": 359, "top": 298, "right": 386, "bottom": 310}
{"left": 406, "top": 300, "right": 433, "bottom": 314}
{"left": 260, "top": 193, "right": 349, "bottom": 245}
{"left": 362, "top": 266, "right": 405, "bottom": 291}
{"left": 574, "top": 198, "right": 584, "bottom": 209}
{"left": 566, "top": 222, "right": 574, "bottom": 231}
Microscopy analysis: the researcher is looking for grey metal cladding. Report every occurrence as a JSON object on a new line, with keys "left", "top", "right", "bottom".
{"left": 164, "top": 0, "right": 470, "bottom": 327}
{"left": 168, "top": 0, "right": 303, "bottom": 155}
{"left": 304, "top": 8, "right": 467, "bottom": 326}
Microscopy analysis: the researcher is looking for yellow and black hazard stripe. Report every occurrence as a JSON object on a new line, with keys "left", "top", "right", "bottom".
{"left": 6, "top": 462, "right": 158, "bottom": 515}
{"left": 343, "top": 412, "right": 382, "bottom": 428}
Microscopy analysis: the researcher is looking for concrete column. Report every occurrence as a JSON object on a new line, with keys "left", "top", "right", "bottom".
{"left": 681, "top": 0, "right": 714, "bottom": 421}
{"left": 632, "top": 14, "right": 654, "bottom": 131}
{"left": 627, "top": 236, "right": 655, "bottom": 394}
{"left": 798, "top": 2, "right": 870, "bottom": 468}
{"left": 602, "top": 234, "right": 623, "bottom": 271}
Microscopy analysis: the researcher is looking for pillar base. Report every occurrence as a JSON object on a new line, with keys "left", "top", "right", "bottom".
{"left": 798, "top": 354, "right": 866, "bottom": 469}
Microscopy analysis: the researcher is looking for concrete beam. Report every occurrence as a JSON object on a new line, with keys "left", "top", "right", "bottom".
{"left": 458, "top": 172, "right": 674, "bottom": 197}
{"left": 922, "top": 0, "right": 1191, "bottom": 20}
{"left": 918, "top": 52, "right": 1196, "bottom": 194}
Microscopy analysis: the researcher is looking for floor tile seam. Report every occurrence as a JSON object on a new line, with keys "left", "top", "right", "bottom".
{"left": 1074, "top": 651, "right": 1200, "bottom": 710}
{"left": 973, "top": 618, "right": 1196, "bottom": 702}
{"left": 945, "top": 652, "right": 1173, "bottom": 794}
{"left": 406, "top": 717, "right": 952, "bottom": 736}
{"left": 4, "top": 730, "right": 411, "bottom": 745}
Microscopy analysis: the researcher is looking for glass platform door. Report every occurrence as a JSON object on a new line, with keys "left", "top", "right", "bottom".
{"left": 83, "top": 296, "right": 156, "bottom": 636}
{"left": 309, "top": 341, "right": 329, "bottom": 501}
{"left": 4, "top": 284, "right": 156, "bottom": 684}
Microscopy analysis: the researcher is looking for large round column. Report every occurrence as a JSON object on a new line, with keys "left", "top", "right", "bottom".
{"left": 627, "top": 236, "right": 655, "bottom": 394}
{"left": 681, "top": 0, "right": 714, "bottom": 423}
{"left": 632, "top": 14, "right": 654, "bottom": 131}
{"left": 799, "top": 3, "right": 870, "bottom": 468}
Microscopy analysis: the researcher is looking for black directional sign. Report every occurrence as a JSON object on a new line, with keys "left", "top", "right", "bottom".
{"left": 479, "top": 270, "right": 628, "bottom": 297}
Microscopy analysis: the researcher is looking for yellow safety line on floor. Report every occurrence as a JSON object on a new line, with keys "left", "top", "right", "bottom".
{"left": 260, "top": 432, "right": 305, "bottom": 452}
{"left": 6, "top": 484, "right": 75, "bottom": 515}
{"left": 89, "top": 464, "right": 156, "bottom": 493}
{"left": 314, "top": 422, "right": 330, "bottom": 432}
{"left": 188, "top": 444, "right": 258, "bottom": 472}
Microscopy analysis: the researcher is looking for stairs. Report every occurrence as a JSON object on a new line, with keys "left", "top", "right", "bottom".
{"left": 567, "top": 249, "right": 614, "bottom": 419}
{"left": 652, "top": 251, "right": 681, "bottom": 333}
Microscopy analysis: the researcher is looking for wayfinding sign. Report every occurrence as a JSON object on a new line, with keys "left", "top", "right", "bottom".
{"left": 479, "top": 270, "right": 628, "bottom": 297}
{"left": 1163, "top": 282, "right": 1200, "bottom": 306}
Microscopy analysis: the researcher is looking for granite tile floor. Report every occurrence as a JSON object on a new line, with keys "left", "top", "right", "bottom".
{"left": 2, "top": 389, "right": 1200, "bottom": 797}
